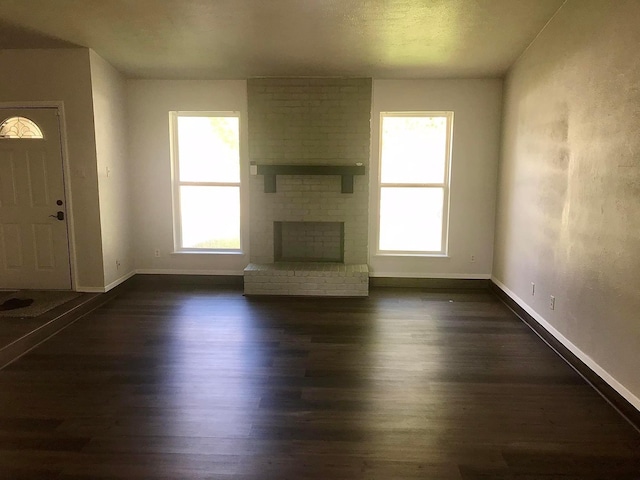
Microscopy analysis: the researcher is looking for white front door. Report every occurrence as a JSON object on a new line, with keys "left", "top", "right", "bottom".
{"left": 0, "top": 108, "right": 72, "bottom": 290}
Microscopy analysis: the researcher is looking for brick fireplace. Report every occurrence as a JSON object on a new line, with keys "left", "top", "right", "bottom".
{"left": 244, "top": 77, "right": 371, "bottom": 296}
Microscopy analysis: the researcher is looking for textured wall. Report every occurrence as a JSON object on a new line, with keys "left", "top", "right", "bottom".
{"left": 494, "top": 0, "right": 640, "bottom": 406}
{"left": 248, "top": 78, "right": 371, "bottom": 264}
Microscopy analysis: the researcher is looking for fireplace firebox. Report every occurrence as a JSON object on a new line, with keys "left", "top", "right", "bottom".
{"left": 274, "top": 221, "right": 344, "bottom": 263}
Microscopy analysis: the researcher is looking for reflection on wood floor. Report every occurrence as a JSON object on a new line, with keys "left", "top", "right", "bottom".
{"left": 0, "top": 281, "right": 638, "bottom": 479}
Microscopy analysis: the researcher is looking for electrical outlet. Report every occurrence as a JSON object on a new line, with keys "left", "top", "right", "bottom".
{"left": 470, "top": 255, "right": 476, "bottom": 262}
{"left": 550, "top": 295, "right": 555, "bottom": 310}
{"left": 115, "top": 259, "right": 121, "bottom": 270}
{"left": 531, "top": 282, "right": 535, "bottom": 296}
{"left": 154, "top": 249, "right": 161, "bottom": 257}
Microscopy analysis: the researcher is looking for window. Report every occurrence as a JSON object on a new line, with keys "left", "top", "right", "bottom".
{"left": 0, "top": 116, "right": 44, "bottom": 139}
{"left": 377, "top": 112, "right": 453, "bottom": 255}
{"left": 170, "top": 112, "right": 242, "bottom": 252}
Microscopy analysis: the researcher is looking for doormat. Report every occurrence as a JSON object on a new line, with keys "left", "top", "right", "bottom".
{"left": 0, "top": 290, "right": 81, "bottom": 318}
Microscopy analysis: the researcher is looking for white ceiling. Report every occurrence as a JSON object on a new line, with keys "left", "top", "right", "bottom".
{"left": 0, "top": 0, "right": 565, "bottom": 79}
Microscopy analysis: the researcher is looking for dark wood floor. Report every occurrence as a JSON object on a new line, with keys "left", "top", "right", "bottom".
{"left": 0, "top": 293, "right": 100, "bottom": 370}
{"left": 0, "top": 283, "right": 638, "bottom": 479}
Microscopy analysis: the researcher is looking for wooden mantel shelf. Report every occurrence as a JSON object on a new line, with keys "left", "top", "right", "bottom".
{"left": 255, "top": 164, "right": 365, "bottom": 193}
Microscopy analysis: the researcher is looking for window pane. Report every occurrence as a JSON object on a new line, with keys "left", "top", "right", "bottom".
{"left": 381, "top": 116, "right": 447, "bottom": 184}
{"left": 0, "top": 116, "right": 44, "bottom": 139}
{"left": 379, "top": 187, "right": 444, "bottom": 252}
{"left": 180, "top": 186, "right": 240, "bottom": 249}
{"left": 177, "top": 116, "right": 240, "bottom": 183}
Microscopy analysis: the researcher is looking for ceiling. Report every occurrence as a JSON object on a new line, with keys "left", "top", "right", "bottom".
{"left": 0, "top": 0, "right": 565, "bottom": 79}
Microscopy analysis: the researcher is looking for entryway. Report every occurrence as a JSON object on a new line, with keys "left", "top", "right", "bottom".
{"left": 0, "top": 107, "right": 72, "bottom": 290}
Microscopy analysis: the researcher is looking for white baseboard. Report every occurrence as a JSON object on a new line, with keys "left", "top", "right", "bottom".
{"left": 369, "top": 272, "right": 491, "bottom": 279}
{"left": 491, "top": 276, "right": 640, "bottom": 412}
{"left": 104, "top": 270, "right": 136, "bottom": 292}
{"left": 75, "top": 286, "right": 106, "bottom": 293}
{"left": 135, "top": 269, "right": 243, "bottom": 276}
{"left": 75, "top": 270, "right": 136, "bottom": 293}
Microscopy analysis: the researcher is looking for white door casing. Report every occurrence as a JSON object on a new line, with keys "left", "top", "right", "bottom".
{"left": 0, "top": 108, "right": 72, "bottom": 290}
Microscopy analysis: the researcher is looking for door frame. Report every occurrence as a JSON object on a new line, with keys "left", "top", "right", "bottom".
{"left": 0, "top": 101, "right": 77, "bottom": 290}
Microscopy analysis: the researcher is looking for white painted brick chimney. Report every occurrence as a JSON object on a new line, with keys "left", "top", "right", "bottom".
{"left": 247, "top": 78, "right": 372, "bottom": 266}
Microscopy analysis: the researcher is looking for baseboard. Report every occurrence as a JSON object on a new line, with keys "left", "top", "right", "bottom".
{"left": 77, "top": 270, "right": 241, "bottom": 292}
{"left": 104, "top": 270, "right": 136, "bottom": 293}
{"left": 135, "top": 268, "right": 244, "bottom": 276}
{"left": 490, "top": 278, "right": 640, "bottom": 431}
{"left": 369, "top": 272, "right": 491, "bottom": 279}
{"left": 132, "top": 273, "right": 244, "bottom": 288}
{"left": 123, "top": 272, "right": 491, "bottom": 290}
{"left": 370, "top": 277, "right": 490, "bottom": 289}
{"left": 75, "top": 286, "right": 107, "bottom": 293}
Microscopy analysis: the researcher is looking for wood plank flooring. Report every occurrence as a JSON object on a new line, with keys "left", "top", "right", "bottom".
{"left": 0, "top": 283, "right": 638, "bottom": 479}
{"left": 0, "top": 293, "right": 101, "bottom": 370}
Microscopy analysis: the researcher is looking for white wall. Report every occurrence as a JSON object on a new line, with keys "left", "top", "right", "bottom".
{"left": 494, "top": 0, "right": 640, "bottom": 409}
{"left": 369, "top": 79, "right": 503, "bottom": 278}
{"left": 89, "top": 50, "right": 134, "bottom": 289}
{"left": 127, "top": 80, "right": 249, "bottom": 274}
{"left": 0, "top": 48, "right": 105, "bottom": 290}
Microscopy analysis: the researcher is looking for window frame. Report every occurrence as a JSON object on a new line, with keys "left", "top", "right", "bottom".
{"left": 169, "top": 110, "right": 244, "bottom": 254}
{"left": 375, "top": 111, "right": 454, "bottom": 257}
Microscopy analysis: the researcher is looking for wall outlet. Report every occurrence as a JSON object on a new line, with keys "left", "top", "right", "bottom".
{"left": 470, "top": 255, "right": 476, "bottom": 262}
{"left": 531, "top": 282, "right": 535, "bottom": 296}
{"left": 550, "top": 295, "right": 555, "bottom": 310}
{"left": 154, "top": 249, "right": 161, "bottom": 257}
{"left": 115, "top": 259, "right": 121, "bottom": 270}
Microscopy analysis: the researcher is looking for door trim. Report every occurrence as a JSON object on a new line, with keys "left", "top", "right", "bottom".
{"left": 0, "top": 101, "right": 77, "bottom": 290}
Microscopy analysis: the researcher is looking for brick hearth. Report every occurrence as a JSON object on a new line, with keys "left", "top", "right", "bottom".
{"left": 243, "top": 263, "right": 369, "bottom": 297}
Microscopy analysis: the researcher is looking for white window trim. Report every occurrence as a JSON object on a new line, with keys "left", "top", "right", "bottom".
{"left": 169, "top": 110, "right": 244, "bottom": 254}
{"left": 375, "top": 111, "right": 454, "bottom": 257}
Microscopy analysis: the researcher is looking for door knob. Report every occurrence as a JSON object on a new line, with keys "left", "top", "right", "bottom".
{"left": 49, "top": 211, "right": 65, "bottom": 221}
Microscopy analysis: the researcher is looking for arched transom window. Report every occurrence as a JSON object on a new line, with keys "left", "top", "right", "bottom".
{"left": 0, "top": 116, "right": 44, "bottom": 139}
